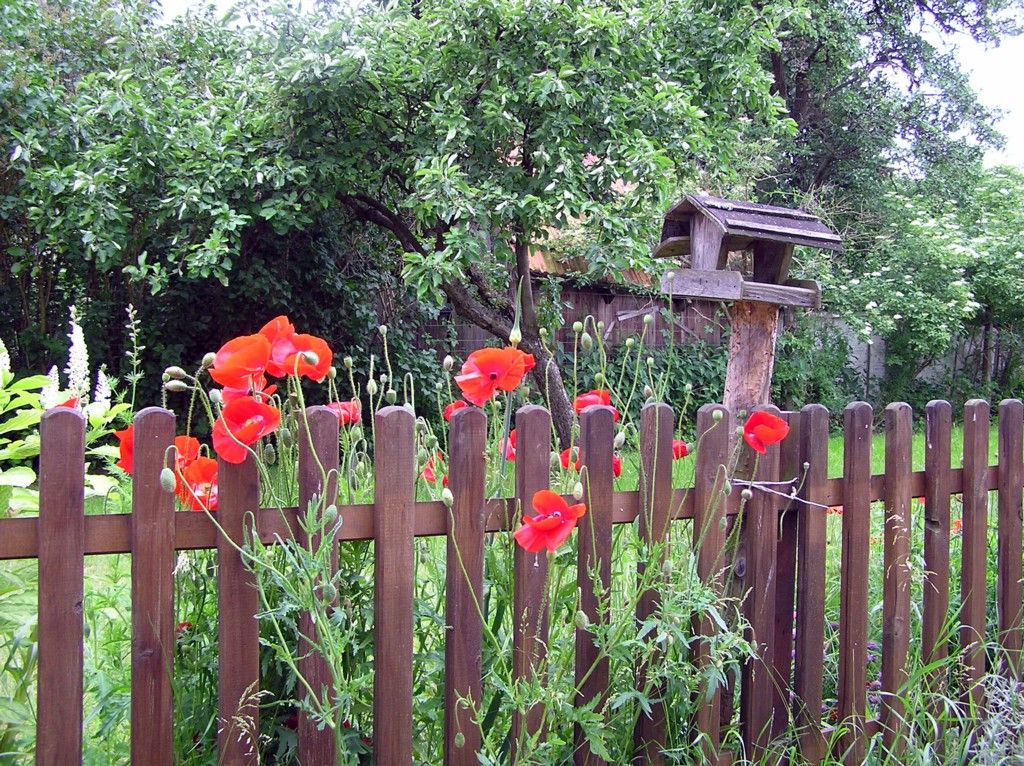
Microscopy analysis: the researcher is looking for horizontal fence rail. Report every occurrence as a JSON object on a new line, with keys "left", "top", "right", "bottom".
{"left": 5, "top": 399, "right": 1023, "bottom": 765}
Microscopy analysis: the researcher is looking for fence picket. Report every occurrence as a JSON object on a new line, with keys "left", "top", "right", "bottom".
{"left": 297, "top": 406, "right": 340, "bottom": 765}
{"left": 837, "top": 401, "right": 871, "bottom": 765}
{"left": 36, "top": 409, "right": 86, "bottom": 766}
{"left": 511, "top": 405, "right": 552, "bottom": 751}
{"left": 793, "top": 404, "right": 828, "bottom": 763}
{"left": 922, "top": 401, "right": 952, "bottom": 685}
{"left": 575, "top": 406, "right": 615, "bottom": 766}
{"left": 633, "top": 402, "right": 674, "bottom": 764}
{"left": 692, "top": 404, "right": 731, "bottom": 760}
{"left": 881, "top": 403, "right": 912, "bottom": 754}
{"left": 373, "top": 406, "right": 417, "bottom": 764}
{"left": 961, "top": 399, "right": 990, "bottom": 710}
{"left": 772, "top": 410, "right": 802, "bottom": 737}
{"left": 739, "top": 407, "right": 782, "bottom": 758}
{"left": 217, "top": 454, "right": 260, "bottom": 765}
{"left": 444, "top": 406, "right": 487, "bottom": 765}
{"left": 130, "top": 407, "right": 176, "bottom": 766}
{"left": 997, "top": 399, "right": 1023, "bottom": 677}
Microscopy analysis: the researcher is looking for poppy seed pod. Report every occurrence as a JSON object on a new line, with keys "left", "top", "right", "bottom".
{"left": 164, "top": 380, "right": 189, "bottom": 393}
{"left": 712, "top": 409, "right": 724, "bottom": 421}
{"left": 572, "top": 482, "right": 584, "bottom": 500}
{"left": 378, "top": 324, "right": 387, "bottom": 336}
{"left": 201, "top": 352, "right": 216, "bottom": 369}
{"left": 580, "top": 332, "right": 594, "bottom": 351}
{"left": 443, "top": 355, "right": 454, "bottom": 371}
{"left": 741, "top": 488, "right": 753, "bottom": 500}
{"left": 434, "top": 381, "right": 443, "bottom": 391}
{"left": 625, "top": 337, "right": 635, "bottom": 348}
{"left": 597, "top": 320, "right": 605, "bottom": 332}
{"left": 643, "top": 313, "right": 654, "bottom": 326}
{"left": 594, "top": 372, "right": 605, "bottom": 385}
{"left": 385, "top": 389, "right": 397, "bottom": 404}
{"left": 343, "top": 355, "right": 353, "bottom": 369}
{"left": 159, "top": 467, "right": 176, "bottom": 493}
{"left": 164, "top": 366, "right": 188, "bottom": 380}
{"left": 366, "top": 380, "right": 378, "bottom": 396}
{"left": 209, "top": 389, "right": 223, "bottom": 406}
{"left": 643, "top": 385, "right": 653, "bottom": 398}
{"left": 646, "top": 356, "right": 654, "bottom": 367}
{"left": 442, "top": 488, "right": 454, "bottom": 508}
{"left": 328, "top": 366, "right": 337, "bottom": 380}
{"left": 572, "top": 321, "right": 584, "bottom": 334}
{"left": 509, "top": 328, "right": 522, "bottom": 346}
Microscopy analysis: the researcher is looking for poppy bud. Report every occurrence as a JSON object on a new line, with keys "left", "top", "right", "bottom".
{"left": 454, "top": 732, "right": 465, "bottom": 749}
{"left": 434, "top": 381, "right": 443, "bottom": 391}
{"left": 379, "top": 324, "right": 388, "bottom": 336}
{"left": 509, "top": 327, "right": 522, "bottom": 346}
{"left": 518, "top": 384, "right": 530, "bottom": 399}
{"left": 367, "top": 380, "right": 378, "bottom": 396}
{"left": 643, "top": 313, "right": 654, "bottom": 326}
{"left": 262, "top": 443, "right": 276, "bottom": 465}
{"left": 322, "top": 504, "right": 338, "bottom": 526}
{"left": 613, "top": 431, "right": 625, "bottom": 449}
{"left": 573, "top": 482, "right": 584, "bottom": 500}
{"left": 162, "top": 372, "right": 170, "bottom": 382}
{"left": 643, "top": 385, "right": 653, "bottom": 398}
{"left": 159, "top": 467, "right": 176, "bottom": 493}
{"left": 443, "top": 355, "right": 454, "bottom": 371}
{"left": 580, "top": 332, "right": 594, "bottom": 351}
{"left": 425, "top": 435, "right": 438, "bottom": 450}
{"left": 661, "top": 559, "right": 674, "bottom": 578}
{"left": 165, "top": 366, "right": 188, "bottom": 380}
{"left": 442, "top": 488, "right": 454, "bottom": 508}
{"left": 417, "top": 447, "right": 429, "bottom": 465}
{"left": 597, "top": 320, "right": 605, "bottom": 332}
{"left": 646, "top": 356, "right": 654, "bottom": 367}
{"left": 209, "top": 389, "right": 223, "bottom": 406}
{"left": 625, "top": 337, "right": 635, "bottom": 348}
{"left": 164, "top": 380, "right": 189, "bottom": 393}
{"left": 385, "top": 390, "right": 397, "bottom": 405}
{"left": 712, "top": 409, "right": 723, "bottom": 422}
{"left": 402, "top": 403, "right": 414, "bottom": 415}
{"left": 734, "top": 426, "right": 744, "bottom": 437}
{"left": 201, "top": 352, "right": 216, "bottom": 369}
{"left": 741, "top": 488, "right": 753, "bottom": 500}
{"left": 550, "top": 451, "right": 560, "bottom": 470}
{"left": 318, "top": 583, "right": 338, "bottom": 603}
{"left": 301, "top": 351, "right": 319, "bottom": 367}
{"left": 594, "top": 372, "right": 605, "bottom": 385}
{"left": 379, "top": 374, "right": 388, "bottom": 384}
{"left": 539, "top": 327, "right": 548, "bottom": 337}
{"left": 575, "top": 610, "right": 590, "bottom": 630}
{"left": 350, "top": 426, "right": 363, "bottom": 441}
{"left": 328, "top": 366, "right": 337, "bottom": 380}
{"left": 343, "top": 356, "right": 353, "bottom": 369}
{"left": 572, "top": 321, "right": 584, "bottom": 334}
{"left": 724, "top": 480, "right": 732, "bottom": 494}
{"left": 280, "top": 428, "right": 294, "bottom": 448}
{"left": 666, "top": 270, "right": 675, "bottom": 281}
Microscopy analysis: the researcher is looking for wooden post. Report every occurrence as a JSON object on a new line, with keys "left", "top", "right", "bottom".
{"left": 722, "top": 301, "right": 780, "bottom": 412}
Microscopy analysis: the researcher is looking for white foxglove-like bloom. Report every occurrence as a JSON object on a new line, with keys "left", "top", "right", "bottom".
{"left": 94, "top": 364, "right": 111, "bottom": 408}
{"left": 65, "top": 305, "right": 91, "bottom": 399}
{"left": 0, "top": 338, "right": 9, "bottom": 376}
{"left": 40, "top": 365, "right": 61, "bottom": 408}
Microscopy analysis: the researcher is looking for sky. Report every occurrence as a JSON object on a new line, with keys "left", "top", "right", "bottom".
{"left": 159, "top": 0, "right": 1023, "bottom": 168}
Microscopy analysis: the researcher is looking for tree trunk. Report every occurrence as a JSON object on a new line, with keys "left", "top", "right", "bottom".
{"left": 521, "top": 337, "right": 573, "bottom": 448}
{"left": 981, "top": 317, "right": 993, "bottom": 388}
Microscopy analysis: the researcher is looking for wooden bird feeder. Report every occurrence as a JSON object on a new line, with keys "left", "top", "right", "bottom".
{"left": 654, "top": 194, "right": 842, "bottom": 411}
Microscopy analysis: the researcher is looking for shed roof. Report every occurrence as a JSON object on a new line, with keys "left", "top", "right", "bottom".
{"left": 660, "top": 193, "right": 842, "bottom": 253}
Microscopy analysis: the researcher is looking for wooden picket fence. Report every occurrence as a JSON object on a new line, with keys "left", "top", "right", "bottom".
{"left": 3, "top": 398, "right": 1023, "bottom": 765}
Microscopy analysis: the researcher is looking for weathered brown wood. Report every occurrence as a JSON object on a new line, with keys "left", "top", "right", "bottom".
{"left": 739, "top": 408, "right": 782, "bottom": 759}
{"left": 880, "top": 403, "right": 912, "bottom": 754}
{"left": 961, "top": 399, "right": 990, "bottom": 711}
{"left": 771, "top": 410, "right": 801, "bottom": 738}
{"left": 662, "top": 269, "right": 743, "bottom": 301}
{"left": 575, "top": 406, "right": 615, "bottom": 766}
{"left": 633, "top": 403, "right": 674, "bottom": 764}
{"left": 837, "top": 402, "right": 871, "bottom": 765}
{"left": 36, "top": 408, "right": 86, "bottom": 766}
{"left": 751, "top": 240, "right": 794, "bottom": 285}
{"left": 217, "top": 454, "right": 260, "bottom": 765}
{"left": 651, "top": 236, "right": 692, "bottom": 259}
{"left": 690, "top": 213, "right": 728, "bottom": 270}
{"left": 922, "top": 400, "right": 952, "bottom": 682}
{"left": 793, "top": 404, "right": 828, "bottom": 763}
{"left": 722, "top": 302, "right": 779, "bottom": 412}
{"left": 692, "top": 404, "right": 731, "bottom": 760}
{"left": 373, "top": 406, "right": 416, "bottom": 764}
{"left": 512, "top": 405, "right": 552, "bottom": 751}
{"left": 444, "top": 407, "right": 487, "bottom": 765}
{"left": 297, "top": 406, "right": 340, "bottom": 765}
{"left": 740, "top": 281, "right": 820, "bottom": 309}
{"left": 130, "top": 407, "right": 176, "bottom": 766}
{"left": 997, "top": 399, "right": 1023, "bottom": 677}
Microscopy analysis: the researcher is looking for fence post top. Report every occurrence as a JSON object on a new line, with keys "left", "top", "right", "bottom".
{"left": 40, "top": 406, "right": 85, "bottom": 425}
{"left": 640, "top": 400, "right": 672, "bottom": 417}
{"left": 133, "top": 406, "right": 175, "bottom": 425}
{"left": 799, "top": 402, "right": 829, "bottom": 417}
{"left": 884, "top": 401, "right": 912, "bottom": 416}
{"left": 449, "top": 405, "right": 485, "bottom": 428}
{"left": 696, "top": 402, "right": 728, "bottom": 417}
{"left": 999, "top": 398, "right": 1024, "bottom": 411}
{"left": 964, "top": 398, "right": 991, "bottom": 410}
{"left": 578, "top": 404, "right": 615, "bottom": 425}
{"left": 515, "top": 403, "right": 550, "bottom": 418}
{"left": 843, "top": 401, "right": 873, "bottom": 416}
{"left": 374, "top": 404, "right": 415, "bottom": 426}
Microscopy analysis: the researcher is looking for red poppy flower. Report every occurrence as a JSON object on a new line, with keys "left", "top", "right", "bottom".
{"left": 212, "top": 396, "right": 282, "bottom": 464}
{"left": 56, "top": 396, "right": 80, "bottom": 409}
{"left": 421, "top": 452, "right": 448, "bottom": 486}
{"left": 268, "top": 333, "right": 333, "bottom": 381}
{"left": 454, "top": 347, "right": 536, "bottom": 406}
{"left": 114, "top": 425, "right": 134, "bottom": 474}
{"left": 501, "top": 429, "right": 517, "bottom": 461}
{"left": 573, "top": 389, "right": 620, "bottom": 421}
{"left": 222, "top": 373, "right": 277, "bottom": 404}
{"left": 443, "top": 400, "right": 469, "bottom": 421}
{"left": 742, "top": 411, "right": 790, "bottom": 454}
{"left": 672, "top": 440, "right": 689, "bottom": 459}
{"left": 177, "top": 456, "right": 219, "bottom": 511}
{"left": 176, "top": 621, "right": 193, "bottom": 635}
{"left": 513, "top": 489, "right": 587, "bottom": 553}
{"left": 952, "top": 518, "right": 963, "bottom": 535}
{"left": 559, "top": 447, "right": 622, "bottom": 477}
{"left": 327, "top": 399, "right": 362, "bottom": 426}
{"left": 209, "top": 334, "right": 271, "bottom": 389}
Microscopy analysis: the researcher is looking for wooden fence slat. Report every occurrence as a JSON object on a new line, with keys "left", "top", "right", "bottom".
{"left": 511, "top": 405, "right": 552, "bottom": 751}
{"left": 739, "top": 407, "right": 782, "bottom": 759}
{"left": 633, "top": 402, "right": 674, "bottom": 764}
{"left": 772, "top": 410, "right": 802, "bottom": 737}
{"left": 217, "top": 454, "right": 260, "bottom": 765}
{"left": 692, "top": 404, "right": 731, "bottom": 760}
{"left": 793, "top": 404, "right": 828, "bottom": 763}
{"left": 575, "top": 406, "right": 615, "bottom": 766}
{"left": 297, "top": 406, "right": 340, "bottom": 765}
{"left": 130, "top": 407, "right": 176, "bottom": 766}
{"left": 961, "top": 399, "right": 990, "bottom": 710}
{"left": 997, "top": 399, "right": 1023, "bottom": 676}
{"left": 837, "top": 401, "right": 871, "bottom": 765}
{"left": 36, "top": 409, "right": 86, "bottom": 766}
{"left": 373, "top": 406, "right": 416, "bottom": 764}
{"left": 922, "top": 400, "right": 952, "bottom": 683}
{"left": 881, "top": 402, "right": 912, "bottom": 754}
{"left": 444, "top": 406, "right": 487, "bottom": 765}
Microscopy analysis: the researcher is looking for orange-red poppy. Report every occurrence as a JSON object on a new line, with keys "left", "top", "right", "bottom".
{"left": 573, "top": 389, "right": 620, "bottom": 421}
{"left": 952, "top": 518, "right": 963, "bottom": 535}
{"left": 222, "top": 373, "right": 277, "bottom": 404}
{"left": 269, "top": 333, "right": 333, "bottom": 381}
{"left": 672, "top": 440, "right": 689, "bottom": 459}
{"left": 559, "top": 447, "right": 622, "bottom": 477}
{"left": 513, "top": 489, "right": 587, "bottom": 553}
{"left": 502, "top": 429, "right": 517, "bottom": 461}
{"left": 114, "top": 425, "right": 133, "bottom": 474}
{"left": 327, "top": 399, "right": 362, "bottom": 426}
{"left": 209, "top": 334, "right": 271, "bottom": 389}
{"left": 443, "top": 400, "right": 469, "bottom": 421}
{"left": 177, "top": 456, "right": 219, "bottom": 511}
{"left": 454, "top": 347, "right": 535, "bottom": 406}
{"left": 742, "top": 411, "right": 790, "bottom": 454}
{"left": 56, "top": 396, "right": 80, "bottom": 409}
{"left": 421, "top": 451, "right": 448, "bottom": 486}
{"left": 212, "top": 396, "right": 282, "bottom": 464}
